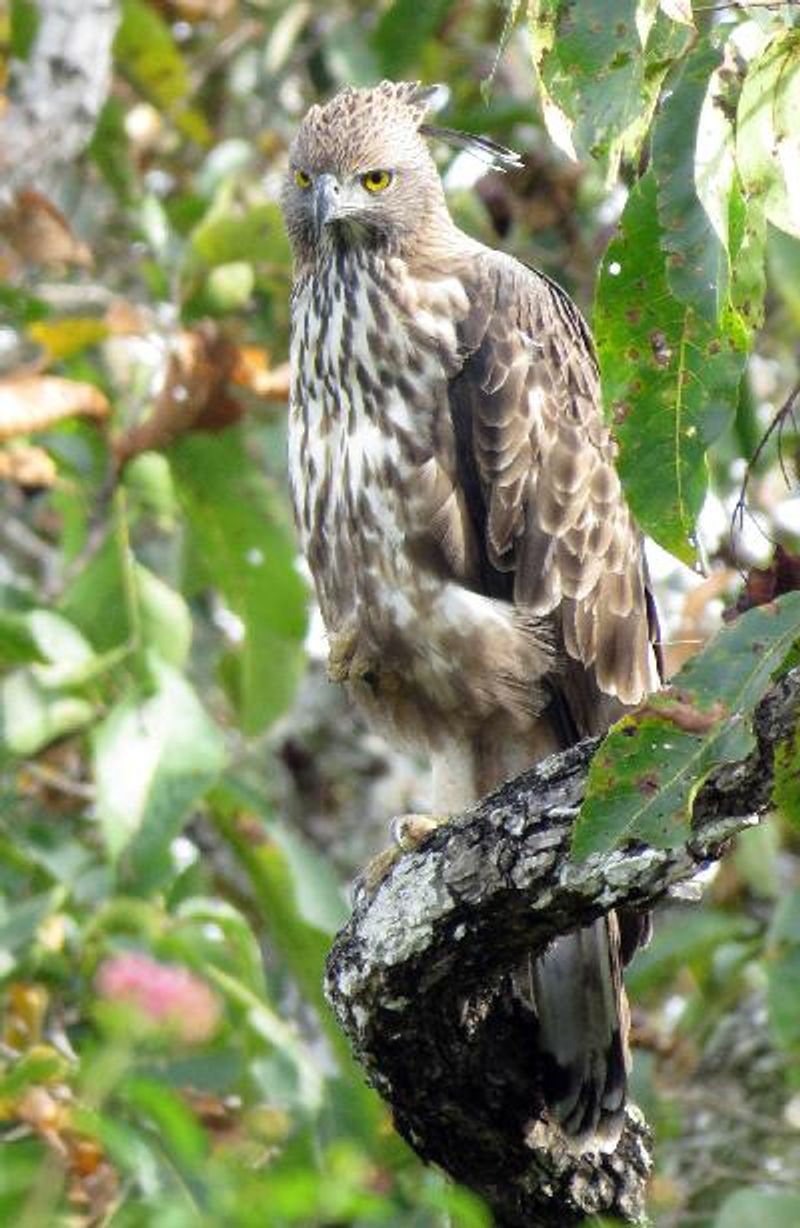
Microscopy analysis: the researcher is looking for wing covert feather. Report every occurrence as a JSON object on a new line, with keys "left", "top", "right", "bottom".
{"left": 441, "top": 253, "right": 659, "bottom": 714}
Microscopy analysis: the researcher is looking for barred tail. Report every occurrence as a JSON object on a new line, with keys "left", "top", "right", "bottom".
{"left": 531, "top": 913, "right": 629, "bottom": 1149}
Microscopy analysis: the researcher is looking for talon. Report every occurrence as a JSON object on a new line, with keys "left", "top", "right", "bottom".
{"left": 391, "top": 813, "right": 446, "bottom": 852}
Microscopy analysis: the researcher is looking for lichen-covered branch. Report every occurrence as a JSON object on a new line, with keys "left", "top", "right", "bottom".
{"left": 325, "top": 669, "right": 800, "bottom": 1227}
{"left": 0, "top": 0, "right": 120, "bottom": 200}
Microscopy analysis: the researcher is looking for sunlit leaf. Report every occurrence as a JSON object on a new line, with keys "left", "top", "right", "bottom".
{"left": 736, "top": 30, "right": 800, "bottom": 240}
{"left": 136, "top": 565, "right": 192, "bottom": 669}
{"left": 0, "top": 670, "right": 94, "bottom": 756}
{"left": 660, "top": 0, "right": 693, "bottom": 26}
{"left": 572, "top": 591, "right": 800, "bottom": 860}
{"left": 92, "top": 655, "right": 227, "bottom": 882}
{"left": 529, "top": 0, "right": 690, "bottom": 176}
{"left": 594, "top": 171, "right": 746, "bottom": 562}
{"left": 191, "top": 202, "right": 290, "bottom": 269}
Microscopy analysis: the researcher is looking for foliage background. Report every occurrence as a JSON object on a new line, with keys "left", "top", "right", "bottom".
{"left": 0, "top": 1, "right": 799, "bottom": 1224}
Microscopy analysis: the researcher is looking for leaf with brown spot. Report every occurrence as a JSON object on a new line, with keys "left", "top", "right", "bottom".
{"left": 573, "top": 591, "right": 800, "bottom": 859}
{"left": 0, "top": 376, "right": 109, "bottom": 441}
{"left": 636, "top": 696, "right": 728, "bottom": 735}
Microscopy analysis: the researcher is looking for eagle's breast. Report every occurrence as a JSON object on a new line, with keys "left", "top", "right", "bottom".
{"left": 287, "top": 245, "right": 553, "bottom": 739}
{"left": 288, "top": 248, "right": 462, "bottom": 627}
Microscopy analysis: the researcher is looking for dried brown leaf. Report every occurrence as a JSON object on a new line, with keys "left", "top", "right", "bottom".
{"left": 0, "top": 376, "right": 109, "bottom": 441}
{"left": 113, "top": 323, "right": 240, "bottom": 468}
{"left": 636, "top": 695, "right": 728, "bottom": 735}
{"left": 725, "top": 545, "right": 800, "bottom": 622}
{"left": 231, "top": 348, "right": 290, "bottom": 400}
{"left": 0, "top": 190, "right": 92, "bottom": 269}
{"left": 0, "top": 445, "right": 57, "bottom": 488}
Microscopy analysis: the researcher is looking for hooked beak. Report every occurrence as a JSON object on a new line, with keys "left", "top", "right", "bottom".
{"left": 313, "top": 174, "right": 341, "bottom": 234}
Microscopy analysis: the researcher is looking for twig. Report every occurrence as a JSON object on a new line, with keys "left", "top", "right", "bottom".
{"left": 730, "top": 379, "right": 800, "bottom": 570}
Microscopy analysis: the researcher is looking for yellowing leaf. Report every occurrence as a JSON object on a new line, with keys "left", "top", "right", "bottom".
{"left": 0, "top": 377, "right": 109, "bottom": 441}
{"left": 28, "top": 318, "right": 109, "bottom": 362}
{"left": 737, "top": 30, "right": 800, "bottom": 240}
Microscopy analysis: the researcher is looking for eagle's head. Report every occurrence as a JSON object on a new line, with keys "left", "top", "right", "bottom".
{"left": 281, "top": 80, "right": 448, "bottom": 263}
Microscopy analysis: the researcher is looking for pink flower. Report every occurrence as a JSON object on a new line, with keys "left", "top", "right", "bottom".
{"left": 96, "top": 953, "right": 220, "bottom": 1044}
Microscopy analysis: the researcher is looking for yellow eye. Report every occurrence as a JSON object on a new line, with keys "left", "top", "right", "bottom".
{"left": 361, "top": 169, "right": 393, "bottom": 193}
{"left": 294, "top": 169, "right": 311, "bottom": 190}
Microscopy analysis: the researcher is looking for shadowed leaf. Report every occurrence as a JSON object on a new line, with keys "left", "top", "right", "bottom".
{"left": 594, "top": 171, "right": 747, "bottom": 562}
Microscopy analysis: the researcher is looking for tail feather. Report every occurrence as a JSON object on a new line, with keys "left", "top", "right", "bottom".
{"left": 530, "top": 914, "right": 629, "bottom": 1148}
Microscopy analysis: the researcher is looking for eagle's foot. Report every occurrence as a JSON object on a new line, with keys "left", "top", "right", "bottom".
{"left": 391, "top": 813, "right": 447, "bottom": 850}
{"left": 353, "top": 814, "right": 447, "bottom": 903}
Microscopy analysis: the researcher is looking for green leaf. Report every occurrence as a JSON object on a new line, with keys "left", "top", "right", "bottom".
{"left": 0, "top": 611, "right": 43, "bottom": 669}
{"left": 572, "top": 591, "right": 800, "bottom": 860}
{"left": 0, "top": 670, "right": 94, "bottom": 756}
{"left": 60, "top": 535, "right": 190, "bottom": 668}
{"left": 92, "top": 656, "right": 227, "bottom": 883}
{"left": 25, "top": 610, "right": 95, "bottom": 688}
{"left": 767, "top": 888, "right": 800, "bottom": 1053}
{"left": 653, "top": 39, "right": 727, "bottom": 322}
{"left": 120, "top": 1075, "right": 208, "bottom": 1168}
{"left": 191, "top": 202, "right": 290, "bottom": 269}
{"left": 89, "top": 97, "right": 137, "bottom": 202}
{"left": 370, "top": 0, "right": 457, "bottom": 77}
{"left": 114, "top": 0, "right": 209, "bottom": 143}
{"left": 136, "top": 565, "right": 192, "bottom": 669}
{"left": 0, "top": 887, "right": 65, "bottom": 968}
{"left": 774, "top": 717, "right": 800, "bottom": 829}
{"left": 170, "top": 430, "right": 307, "bottom": 736}
{"left": 736, "top": 30, "right": 800, "bottom": 240}
{"left": 529, "top": 0, "right": 690, "bottom": 177}
{"left": 713, "top": 1188, "right": 800, "bottom": 1228}
{"left": 626, "top": 909, "right": 756, "bottom": 997}
{"left": 594, "top": 170, "right": 746, "bottom": 562}
{"left": 205, "top": 261, "right": 255, "bottom": 311}
{"left": 59, "top": 534, "right": 131, "bottom": 652}
{"left": 10, "top": 0, "right": 39, "bottom": 60}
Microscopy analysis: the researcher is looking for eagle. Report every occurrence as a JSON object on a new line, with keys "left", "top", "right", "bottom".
{"left": 281, "top": 80, "right": 661, "bottom": 1149}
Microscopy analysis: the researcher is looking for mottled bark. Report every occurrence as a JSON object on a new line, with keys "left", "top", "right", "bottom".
{"left": 0, "top": 0, "right": 119, "bottom": 199}
{"left": 325, "top": 669, "right": 800, "bottom": 1227}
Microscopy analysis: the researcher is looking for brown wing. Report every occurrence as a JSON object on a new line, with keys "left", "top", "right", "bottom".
{"left": 441, "top": 251, "right": 661, "bottom": 736}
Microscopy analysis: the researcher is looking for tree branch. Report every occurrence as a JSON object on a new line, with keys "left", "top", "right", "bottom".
{"left": 325, "top": 668, "right": 800, "bottom": 1227}
{"left": 0, "top": 0, "right": 120, "bottom": 201}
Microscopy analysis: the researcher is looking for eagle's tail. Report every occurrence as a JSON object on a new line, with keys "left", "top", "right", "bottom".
{"left": 529, "top": 913, "right": 629, "bottom": 1149}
